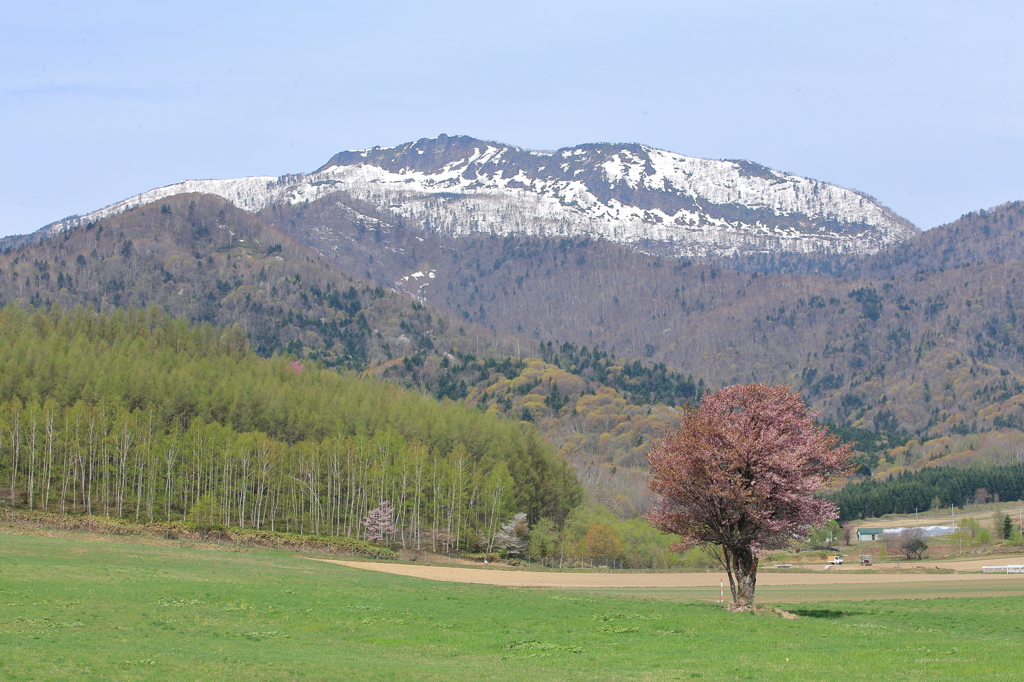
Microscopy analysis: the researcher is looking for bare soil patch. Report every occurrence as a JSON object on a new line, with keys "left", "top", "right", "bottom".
{"left": 314, "top": 558, "right": 1024, "bottom": 589}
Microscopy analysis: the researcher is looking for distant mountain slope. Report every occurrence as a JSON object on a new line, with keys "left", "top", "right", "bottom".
{"left": 0, "top": 195, "right": 702, "bottom": 516}
{"left": 31, "top": 135, "right": 916, "bottom": 259}
{"left": 702, "top": 201, "right": 1024, "bottom": 278}
{"left": 0, "top": 193, "right": 511, "bottom": 370}
{"left": 11, "top": 189, "right": 1024, "bottom": 441}
{"left": 7, "top": 185, "right": 1024, "bottom": 512}
{"left": 859, "top": 201, "right": 1024, "bottom": 277}
{"left": 9, "top": 137, "right": 1024, "bottom": 447}
{"left": 271, "top": 201, "right": 1024, "bottom": 439}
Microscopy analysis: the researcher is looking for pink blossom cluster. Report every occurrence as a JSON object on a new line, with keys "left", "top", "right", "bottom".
{"left": 645, "top": 383, "right": 852, "bottom": 553}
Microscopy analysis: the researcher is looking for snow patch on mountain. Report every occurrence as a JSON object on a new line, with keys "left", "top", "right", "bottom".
{"left": 40, "top": 136, "right": 917, "bottom": 257}
{"left": 394, "top": 268, "right": 437, "bottom": 303}
{"left": 40, "top": 174, "right": 336, "bottom": 235}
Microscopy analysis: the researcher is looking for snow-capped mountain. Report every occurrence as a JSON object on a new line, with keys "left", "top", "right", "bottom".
{"left": 41, "top": 135, "right": 917, "bottom": 257}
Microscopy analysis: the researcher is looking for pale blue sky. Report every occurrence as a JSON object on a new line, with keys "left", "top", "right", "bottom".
{"left": 2, "top": 1, "right": 1021, "bottom": 237}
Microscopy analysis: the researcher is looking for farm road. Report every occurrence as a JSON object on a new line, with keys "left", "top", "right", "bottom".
{"left": 314, "top": 559, "right": 1024, "bottom": 589}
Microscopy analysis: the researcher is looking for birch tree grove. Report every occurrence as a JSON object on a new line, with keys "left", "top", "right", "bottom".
{"left": 0, "top": 399, "right": 536, "bottom": 546}
{"left": 0, "top": 306, "right": 582, "bottom": 547}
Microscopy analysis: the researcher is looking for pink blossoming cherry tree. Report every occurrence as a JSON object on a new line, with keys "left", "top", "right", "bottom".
{"left": 645, "top": 383, "right": 852, "bottom": 607}
{"left": 362, "top": 499, "right": 397, "bottom": 544}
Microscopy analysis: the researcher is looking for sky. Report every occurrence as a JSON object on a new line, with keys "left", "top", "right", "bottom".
{"left": 2, "top": 1, "right": 1021, "bottom": 238}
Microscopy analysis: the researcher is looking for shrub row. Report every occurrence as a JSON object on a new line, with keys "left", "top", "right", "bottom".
{"left": 0, "top": 509, "right": 397, "bottom": 560}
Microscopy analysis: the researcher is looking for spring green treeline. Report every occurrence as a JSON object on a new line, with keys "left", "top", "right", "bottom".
{"left": 0, "top": 305, "right": 583, "bottom": 549}
{"left": 828, "top": 462, "right": 1024, "bottom": 521}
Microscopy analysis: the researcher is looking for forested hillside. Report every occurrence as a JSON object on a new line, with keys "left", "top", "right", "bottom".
{"left": 0, "top": 306, "right": 582, "bottom": 546}
{"left": 830, "top": 462, "right": 1024, "bottom": 521}
{"left": 8, "top": 192, "right": 1024, "bottom": 519}
{"left": 324, "top": 205, "right": 1024, "bottom": 440}
{"left": 252, "top": 194, "right": 1024, "bottom": 501}
{"left": 0, "top": 196, "right": 714, "bottom": 515}
{"left": 701, "top": 201, "right": 1024, "bottom": 278}
{"left": 0, "top": 193, "right": 530, "bottom": 372}
{"left": 858, "top": 202, "right": 1024, "bottom": 279}
{"left": 372, "top": 345, "right": 697, "bottom": 515}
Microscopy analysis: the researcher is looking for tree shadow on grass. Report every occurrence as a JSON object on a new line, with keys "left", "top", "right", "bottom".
{"left": 789, "top": 609, "right": 857, "bottom": 619}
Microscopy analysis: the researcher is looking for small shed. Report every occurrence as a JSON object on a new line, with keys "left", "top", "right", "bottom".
{"left": 857, "top": 528, "right": 884, "bottom": 541}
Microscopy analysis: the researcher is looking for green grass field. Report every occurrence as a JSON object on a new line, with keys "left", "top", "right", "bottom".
{"left": 2, "top": 529, "right": 1023, "bottom": 681}
{"left": 569, "top": 579, "right": 1024, "bottom": 603}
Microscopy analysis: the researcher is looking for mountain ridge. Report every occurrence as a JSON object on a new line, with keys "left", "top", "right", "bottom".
{"left": 28, "top": 135, "right": 917, "bottom": 259}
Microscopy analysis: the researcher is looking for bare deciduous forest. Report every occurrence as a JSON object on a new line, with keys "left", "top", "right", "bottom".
{"left": 275, "top": 197, "right": 1024, "bottom": 438}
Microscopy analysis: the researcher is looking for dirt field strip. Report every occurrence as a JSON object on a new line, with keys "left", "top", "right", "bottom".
{"left": 815, "top": 556, "right": 1024, "bottom": 572}
{"left": 313, "top": 559, "right": 1024, "bottom": 589}
{"left": 925, "top": 556, "right": 1024, "bottom": 571}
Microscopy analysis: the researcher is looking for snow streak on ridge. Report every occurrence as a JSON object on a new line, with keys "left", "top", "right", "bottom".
{"left": 41, "top": 136, "right": 917, "bottom": 258}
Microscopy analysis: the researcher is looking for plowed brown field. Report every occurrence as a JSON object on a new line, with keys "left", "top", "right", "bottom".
{"left": 315, "top": 558, "right": 1024, "bottom": 591}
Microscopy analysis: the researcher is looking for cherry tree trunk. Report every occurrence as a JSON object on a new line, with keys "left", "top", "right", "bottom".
{"left": 724, "top": 545, "right": 758, "bottom": 607}
{"left": 733, "top": 559, "right": 758, "bottom": 606}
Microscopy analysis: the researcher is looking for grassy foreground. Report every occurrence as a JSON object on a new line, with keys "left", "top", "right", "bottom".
{"left": 1, "top": 531, "right": 1022, "bottom": 681}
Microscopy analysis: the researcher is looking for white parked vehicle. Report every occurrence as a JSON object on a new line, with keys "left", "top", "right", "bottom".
{"left": 826, "top": 555, "right": 844, "bottom": 565}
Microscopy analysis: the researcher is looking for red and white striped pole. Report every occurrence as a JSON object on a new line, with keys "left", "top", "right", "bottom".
{"left": 719, "top": 578, "right": 724, "bottom": 603}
